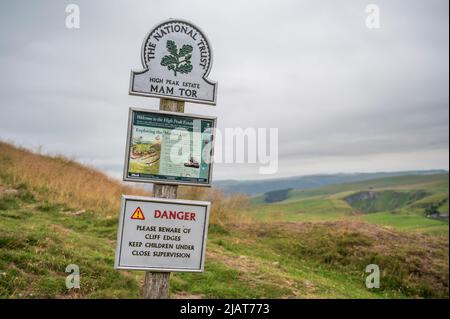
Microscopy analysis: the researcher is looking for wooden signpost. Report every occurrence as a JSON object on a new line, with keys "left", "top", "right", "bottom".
{"left": 116, "top": 19, "right": 217, "bottom": 299}
{"left": 143, "top": 98, "right": 179, "bottom": 299}
{"left": 148, "top": 99, "right": 183, "bottom": 299}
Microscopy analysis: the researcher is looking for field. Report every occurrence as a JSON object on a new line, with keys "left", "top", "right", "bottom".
{"left": 0, "top": 141, "right": 448, "bottom": 298}
{"left": 249, "top": 174, "right": 449, "bottom": 236}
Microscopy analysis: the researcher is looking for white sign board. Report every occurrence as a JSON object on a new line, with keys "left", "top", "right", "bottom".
{"left": 130, "top": 19, "right": 217, "bottom": 105}
{"left": 114, "top": 195, "right": 210, "bottom": 272}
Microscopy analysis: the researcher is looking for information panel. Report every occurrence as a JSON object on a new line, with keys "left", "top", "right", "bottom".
{"left": 123, "top": 108, "right": 216, "bottom": 186}
{"left": 114, "top": 195, "right": 210, "bottom": 272}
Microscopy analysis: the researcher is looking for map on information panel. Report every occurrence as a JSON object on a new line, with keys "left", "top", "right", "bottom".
{"left": 123, "top": 108, "right": 216, "bottom": 186}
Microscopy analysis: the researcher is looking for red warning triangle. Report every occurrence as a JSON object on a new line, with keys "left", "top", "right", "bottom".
{"left": 131, "top": 207, "right": 145, "bottom": 220}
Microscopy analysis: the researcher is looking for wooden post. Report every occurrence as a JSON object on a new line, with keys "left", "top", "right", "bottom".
{"left": 142, "top": 98, "right": 184, "bottom": 299}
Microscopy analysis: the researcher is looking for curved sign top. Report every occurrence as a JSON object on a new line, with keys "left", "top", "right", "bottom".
{"left": 129, "top": 19, "right": 217, "bottom": 105}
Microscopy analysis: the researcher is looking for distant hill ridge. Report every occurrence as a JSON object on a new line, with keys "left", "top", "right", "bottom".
{"left": 214, "top": 170, "right": 448, "bottom": 195}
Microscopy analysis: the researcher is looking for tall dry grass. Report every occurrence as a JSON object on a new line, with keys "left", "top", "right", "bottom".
{"left": 0, "top": 141, "right": 252, "bottom": 224}
{"left": 178, "top": 186, "right": 252, "bottom": 225}
{"left": 0, "top": 141, "right": 148, "bottom": 216}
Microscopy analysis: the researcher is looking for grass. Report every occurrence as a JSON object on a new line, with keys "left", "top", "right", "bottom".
{"left": 0, "top": 189, "right": 140, "bottom": 298}
{"left": 357, "top": 210, "right": 449, "bottom": 235}
{"left": 1, "top": 181, "right": 448, "bottom": 298}
{"left": 0, "top": 141, "right": 448, "bottom": 298}
{"left": 129, "top": 159, "right": 160, "bottom": 175}
{"left": 345, "top": 190, "right": 429, "bottom": 213}
{"left": 248, "top": 198, "right": 353, "bottom": 222}
{"left": 172, "top": 222, "right": 448, "bottom": 298}
{"left": 3, "top": 187, "right": 409, "bottom": 299}
{"left": 0, "top": 142, "right": 149, "bottom": 216}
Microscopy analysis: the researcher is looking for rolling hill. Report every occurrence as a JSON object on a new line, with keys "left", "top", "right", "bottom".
{"left": 248, "top": 173, "right": 449, "bottom": 235}
{"left": 0, "top": 141, "right": 448, "bottom": 298}
{"left": 214, "top": 170, "right": 447, "bottom": 195}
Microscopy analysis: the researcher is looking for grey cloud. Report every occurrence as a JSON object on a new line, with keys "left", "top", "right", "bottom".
{"left": 0, "top": 0, "right": 448, "bottom": 180}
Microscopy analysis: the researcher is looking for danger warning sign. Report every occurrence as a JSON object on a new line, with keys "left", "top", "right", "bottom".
{"left": 131, "top": 207, "right": 145, "bottom": 220}
{"left": 115, "top": 195, "right": 210, "bottom": 272}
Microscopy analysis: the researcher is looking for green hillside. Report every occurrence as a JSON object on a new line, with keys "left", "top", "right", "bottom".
{"left": 344, "top": 190, "right": 429, "bottom": 213}
{"left": 249, "top": 174, "right": 449, "bottom": 235}
{"left": 251, "top": 174, "right": 449, "bottom": 204}
{"left": 0, "top": 142, "right": 448, "bottom": 298}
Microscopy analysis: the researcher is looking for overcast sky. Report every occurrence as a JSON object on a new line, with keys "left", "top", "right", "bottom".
{"left": 0, "top": 0, "right": 448, "bottom": 180}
